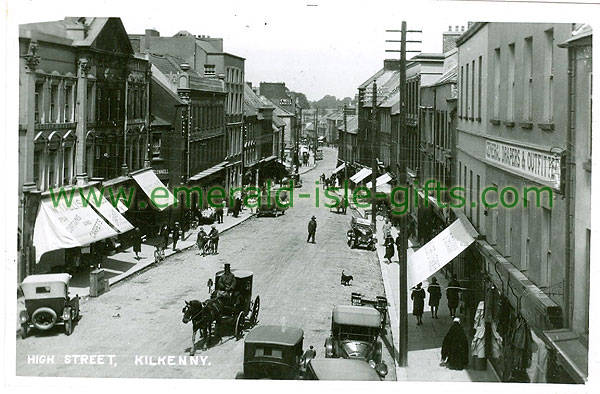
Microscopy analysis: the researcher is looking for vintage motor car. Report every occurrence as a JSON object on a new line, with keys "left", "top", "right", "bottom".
{"left": 324, "top": 305, "right": 388, "bottom": 378}
{"left": 241, "top": 325, "right": 315, "bottom": 379}
{"left": 19, "top": 273, "right": 80, "bottom": 338}
{"left": 314, "top": 149, "right": 324, "bottom": 161}
{"left": 347, "top": 217, "right": 376, "bottom": 250}
{"left": 257, "top": 188, "right": 289, "bottom": 217}
{"left": 305, "top": 358, "right": 383, "bottom": 381}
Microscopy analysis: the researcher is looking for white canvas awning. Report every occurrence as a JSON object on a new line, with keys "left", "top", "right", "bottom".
{"left": 349, "top": 168, "right": 372, "bottom": 183}
{"left": 131, "top": 168, "right": 174, "bottom": 211}
{"left": 407, "top": 219, "right": 476, "bottom": 288}
{"left": 332, "top": 163, "right": 346, "bottom": 174}
{"left": 366, "top": 172, "right": 392, "bottom": 188}
{"left": 34, "top": 187, "right": 134, "bottom": 262}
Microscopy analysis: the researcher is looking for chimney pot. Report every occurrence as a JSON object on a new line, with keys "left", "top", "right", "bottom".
{"left": 448, "top": 26, "right": 452, "bottom": 31}
{"left": 461, "top": 26, "right": 465, "bottom": 32}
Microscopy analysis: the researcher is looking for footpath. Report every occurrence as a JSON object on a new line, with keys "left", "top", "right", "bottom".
{"left": 16, "top": 160, "right": 318, "bottom": 332}
{"left": 351, "top": 204, "right": 497, "bottom": 382}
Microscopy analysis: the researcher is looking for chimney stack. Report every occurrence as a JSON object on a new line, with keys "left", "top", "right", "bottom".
{"left": 443, "top": 25, "right": 463, "bottom": 53}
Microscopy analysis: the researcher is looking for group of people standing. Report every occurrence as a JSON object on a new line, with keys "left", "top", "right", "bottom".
{"left": 196, "top": 225, "right": 220, "bottom": 256}
{"left": 410, "top": 275, "right": 462, "bottom": 325}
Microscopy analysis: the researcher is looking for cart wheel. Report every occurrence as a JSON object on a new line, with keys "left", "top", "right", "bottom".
{"left": 21, "top": 324, "right": 28, "bottom": 339}
{"left": 250, "top": 296, "right": 260, "bottom": 326}
{"left": 235, "top": 312, "right": 245, "bottom": 340}
{"left": 64, "top": 314, "right": 73, "bottom": 336}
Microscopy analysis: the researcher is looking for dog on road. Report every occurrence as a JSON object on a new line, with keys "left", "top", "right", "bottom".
{"left": 341, "top": 270, "right": 354, "bottom": 286}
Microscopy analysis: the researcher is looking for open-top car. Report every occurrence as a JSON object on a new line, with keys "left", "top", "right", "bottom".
{"left": 347, "top": 217, "right": 376, "bottom": 250}
{"left": 19, "top": 273, "right": 80, "bottom": 338}
{"left": 324, "top": 305, "right": 388, "bottom": 378}
{"left": 257, "top": 188, "right": 289, "bottom": 217}
{"left": 241, "top": 325, "right": 315, "bottom": 379}
{"left": 305, "top": 358, "right": 383, "bottom": 381}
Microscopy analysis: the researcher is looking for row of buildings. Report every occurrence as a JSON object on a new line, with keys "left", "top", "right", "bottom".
{"left": 18, "top": 18, "right": 306, "bottom": 281}
{"left": 336, "top": 23, "right": 591, "bottom": 383}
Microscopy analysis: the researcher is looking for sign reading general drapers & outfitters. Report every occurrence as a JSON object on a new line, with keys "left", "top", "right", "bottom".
{"left": 485, "top": 140, "right": 561, "bottom": 189}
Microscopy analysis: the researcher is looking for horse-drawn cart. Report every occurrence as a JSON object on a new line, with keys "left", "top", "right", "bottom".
{"left": 182, "top": 269, "right": 260, "bottom": 355}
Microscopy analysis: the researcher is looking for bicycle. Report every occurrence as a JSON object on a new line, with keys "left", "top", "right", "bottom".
{"left": 154, "top": 244, "right": 166, "bottom": 263}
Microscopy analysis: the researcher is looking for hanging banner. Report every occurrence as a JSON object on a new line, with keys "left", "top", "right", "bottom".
{"left": 131, "top": 168, "right": 174, "bottom": 210}
{"left": 408, "top": 219, "right": 475, "bottom": 288}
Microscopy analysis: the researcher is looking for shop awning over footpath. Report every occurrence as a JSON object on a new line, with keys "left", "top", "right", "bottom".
{"left": 131, "top": 168, "right": 174, "bottom": 211}
{"left": 188, "top": 161, "right": 228, "bottom": 183}
{"left": 350, "top": 168, "right": 372, "bottom": 183}
{"left": 407, "top": 218, "right": 477, "bottom": 288}
{"left": 33, "top": 186, "right": 134, "bottom": 262}
{"left": 332, "top": 163, "right": 346, "bottom": 174}
{"left": 366, "top": 172, "right": 392, "bottom": 194}
{"left": 542, "top": 329, "right": 588, "bottom": 383}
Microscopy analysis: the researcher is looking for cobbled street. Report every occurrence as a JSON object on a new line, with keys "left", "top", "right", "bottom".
{"left": 16, "top": 148, "right": 396, "bottom": 380}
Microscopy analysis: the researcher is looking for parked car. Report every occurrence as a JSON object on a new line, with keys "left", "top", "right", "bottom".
{"left": 19, "top": 273, "right": 80, "bottom": 338}
{"left": 324, "top": 305, "right": 388, "bottom": 378}
{"left": 257, "top": 188, "right": 289, "bottom": 217}
{"left": 314, "top": 149, "right": 323, "bottom": 160}
{"left": 241, "top": 325, "right": 315, "bottom": 379}
{"left": 305, "top": 358, "right": 383, "bottom": 381}
{"left": 347, "top": 217, "right": 376, "bottom": 250}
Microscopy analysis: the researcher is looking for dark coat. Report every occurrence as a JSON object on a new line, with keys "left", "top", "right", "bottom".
{"left": 442, "top": 322, "right": 469, "bottom": 370}
{"left": 384, "top": 236, "right": 395, "bottom": 259}
{"left": 132, "top": 228, "right": 142, "bottom": 253}
{"left": 428, "top": 283, "right": 442, "bottom": 307}
{"left": 308, "top": 219, "right": 317, "bottom": 233}
{"left": 411, "top": 288, "right": 426, "bottom": 315}
{"left": 447, "top": 279, "right": 460, "bottom": 308}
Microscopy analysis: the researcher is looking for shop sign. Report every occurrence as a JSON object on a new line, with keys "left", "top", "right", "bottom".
{"left": 485, "top": 140, "right": 561, "bottom": 189}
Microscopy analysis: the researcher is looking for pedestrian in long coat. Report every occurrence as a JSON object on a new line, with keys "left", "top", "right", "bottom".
{"left": 395, "top": 234, "right": 403, "bottom": 262}
{"left": 411, "top": 282, "right": 426, "bottom": 325}
{"left": 132, "top": 227, "right": 142, "bottom": 260}
{"left": 384, "top": 234, "right": 395, "bottom": 264}
{"left": 441, "top": 318, "right": 469, "bottom": 370}
{"left": 447, "top": 274, "right": 461, "bottom": 318}
{"left": 428, "top": 277, "right": 442, "bottom": 318}
{"left": 382, "top": 220, "right": 392, "bottom": 244}
{"left": 307, "top": 216, "right": 317, "bottom": 243}
{"left": 159, "top": 224, "right": 170, "bottom": 249}
{"left": 172, "top": 222, "right": 181, "bottom": 251}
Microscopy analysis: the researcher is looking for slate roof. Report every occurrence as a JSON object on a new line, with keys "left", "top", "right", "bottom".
{"left": 272, "top": 114, "right": 286, "bottom": 128}
{"left": 431, "top": 65, "right": 458, "bottom": 86}
{"left": 244, "top": 84, "right": 274, "bottom": 116}
{"left": 338, "top": 115, "right": 358, "bottom": 134}
{"left": 148, "top": 53, "right": 223, "bottom": 93}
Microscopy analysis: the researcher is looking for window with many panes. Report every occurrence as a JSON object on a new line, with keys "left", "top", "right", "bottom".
{"left": 50, "top": 84, "right": 58, "bottom": 122}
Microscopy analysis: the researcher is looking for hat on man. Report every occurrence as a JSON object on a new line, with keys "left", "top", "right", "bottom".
{"left": 311, "top": 215, "right": 316, "bottom": 220}
{"left": 453, "top": 317, "right": 460, "bottom": 324}
{"left": 224, "top": 263, "right": 231, "bottom": 268}
{"left": 431, "top": 277, "right": 437, "bottom": 283}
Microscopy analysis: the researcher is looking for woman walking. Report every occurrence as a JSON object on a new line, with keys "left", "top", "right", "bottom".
{"left": 411, "top": 282, "right": 426, "bottom": 326}
{"left": 132, "top": 227, "right": 142, "bottom": 260}
{"left": 428, "top": 277, "right": 442, "bottom": 318}
{"left": 384, "top": 234, "right": 395, "bottom": 264}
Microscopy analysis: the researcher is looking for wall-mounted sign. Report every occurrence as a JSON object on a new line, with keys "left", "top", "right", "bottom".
{"left": 279, "top": 98, "right": 292, "bottom": 106}
{"left": 484, "top": 140, "right": 561, "bottom": 189}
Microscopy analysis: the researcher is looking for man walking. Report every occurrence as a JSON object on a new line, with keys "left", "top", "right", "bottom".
{"left": 159, "top": 223, "right": 170, "bottom": 250}
{"left": 447, "top": 274, "right": 461, "bottom": 318}
{"left": 216, "top": 205, "right": 224, "bottom": 224}
{"left": 307, "top": 215, "right": 317, "bottom": 243}
{"left": 172, "top": 222, "right": 181, "bottom": 251}
{"left": 428, "top": 277, "right": 442, "bottom": 318}
{"left": 132, "top": 227, "right": 142, "bottom": 260}
{"left": 209, "top": 225, "right": 220, "bottom": 254}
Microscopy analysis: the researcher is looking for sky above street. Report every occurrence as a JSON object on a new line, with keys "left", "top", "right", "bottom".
{"left": 10, "top": 0, "right": 593, "bottom": 101}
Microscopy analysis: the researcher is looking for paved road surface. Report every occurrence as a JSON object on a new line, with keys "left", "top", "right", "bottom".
{"left": 16, "top": 147, "right": 395, "bottom": 380}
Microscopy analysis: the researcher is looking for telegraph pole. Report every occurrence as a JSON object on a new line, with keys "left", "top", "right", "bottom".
{"left": 386, "top": 21, "right": 421, "bottom": 368}
{"left": 370, "top": 81, "right": 378, "bottom": 230}
{"left": 343, "top": 103, "right": 348, "bottom": 182}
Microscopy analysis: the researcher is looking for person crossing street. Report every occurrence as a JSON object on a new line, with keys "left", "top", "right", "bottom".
{"left": 307, "top": 215, "right": 317, "bottom": 243}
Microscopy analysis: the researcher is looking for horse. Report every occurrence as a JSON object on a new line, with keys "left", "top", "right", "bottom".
{"left": 182, "top": 300, "right": 214, "bottom": 355}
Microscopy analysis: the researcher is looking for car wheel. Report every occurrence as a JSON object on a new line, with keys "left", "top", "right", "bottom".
{"left": 21, "top": 323, "right": 28, "bottom": 339}
{"left": 64, "top": 314, "right": 73, "bottom": 336}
